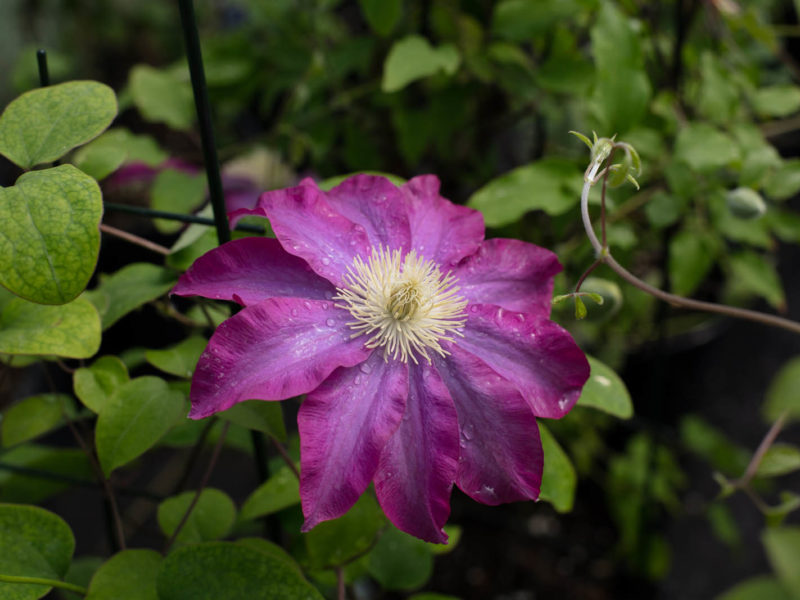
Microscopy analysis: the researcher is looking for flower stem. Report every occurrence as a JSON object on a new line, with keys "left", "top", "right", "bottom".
{"left": 579, "top": 161, "right": 800, "bottom": 335}
{"left": 738, "top": 410, "right": 788, "bottom": 488}
{"left": 100, "top": 224, "right": 170, "bottom": 256}
{"left": 0, "top": 574, "right": 87, "bottom": 595}
{"left": 177, "top": 0, "right": 230, "bottom": 246}
{"left": 271, "top": 438, "right": 300, "bottom": 480}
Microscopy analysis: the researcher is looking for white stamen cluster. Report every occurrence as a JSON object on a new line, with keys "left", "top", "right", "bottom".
{"left": 333, "top": 246, "right": 468, "bottom": 363}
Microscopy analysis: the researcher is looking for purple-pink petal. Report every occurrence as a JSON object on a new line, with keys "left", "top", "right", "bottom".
{"left": 172, "top": 237, "right": 336, "bottom": 306}
{"left": 373, "top": 363, "right": 458, "bottom": 543}
{"left": 452, "top": 238, "right": 561, "bottom": 317}
{"left": 457, "top": 304, "right": 590, "bottom": 419}
{"left": 326, "top": 175, "right": 411, "bottom": 251}
{"left": 299, "top": 354, "right": 408, "bottom": 531}
{"left": 243, "top": 181, "right": 371, "bottom": 287}
{"left": 436, "top": 345, "right": 543, "bottom": 504}
{"left": 189, "top": 298, "right": 370, "bottom": 419}
{"left": 401, "top": 175, "right": 484, "bottom": 266}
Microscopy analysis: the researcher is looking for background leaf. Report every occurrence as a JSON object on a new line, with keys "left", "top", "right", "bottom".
{"left": 538, "top": 423, "right": 576, "bottom": 513}
{"left": 762, "top": 526, "right": 800, "bottom": 597}
{"left": 1, "top": 394, "right": 71, "bottom": 448}
{"left": 763, "top": 356, "right": 800, "bottom": 422}
{"left": 577, "top": 356, "right": 633, "bottom": 418}
{"left": 367, "top": 525, "right": 433, "bottom": 590}
{"left": 85, "top": 549, "right": 161, "bottom": 600}
{"left": 358, "top": 0, "right": 401, "bottom": 36}
{"left": 146, "top": 336, "right": 207, "bottom": 379}
{"left": 239, "top": 467, "right": 300, "bottom": 521}
{"left": 129, "top": 65, "right": 194, "bottom": 130}
{"left": 73, "top": 356, "right": 129, "bottom": 414}
{"left": 382, "top": 36, "right": 460, "bottom": 92}
{"left": 157, "top": 489, "right": 236, "bottom": 546}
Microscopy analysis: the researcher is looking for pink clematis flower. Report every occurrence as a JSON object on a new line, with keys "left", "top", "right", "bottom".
{"left": 173, "top": 174, "right": 590, "bottom": 543}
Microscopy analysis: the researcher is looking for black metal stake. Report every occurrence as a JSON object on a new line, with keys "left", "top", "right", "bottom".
{"left": 177, "top": 0, "right": 231, "bottom": 246}
{"left": 103, "top": 202, "right": 265, "bottom": 233}
{"left": 36, "top": 49, "right": 50, "bottom": 86}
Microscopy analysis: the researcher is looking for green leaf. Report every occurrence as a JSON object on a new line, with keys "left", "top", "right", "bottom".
{"left": 95, "top": 376, "right": 186, "bottom": 477}
{"left": 577, "top": 356, "right": 632, "bottom": 418}
{"left": 674, "top": 123, "right": 741, "bottom": 173}
{"left": 62, "top": 557, "right": 105, "bottom": 600}
{"left": 240, "top": 466, "right": 300, "bottom": 521}
{"left": 382, "top": 35, "right": 460, "bottom": 93}
{"left": 157, "top": 489, "right": 236, "bottom": 546}
{"left": 305, "top": 492, "right": 385, "bottom": 568}
{"left": 492, "top": 0, "right": 578, "bottom": 42}
{"left": 679, "top": 415, "right": 749, "bottom": 477}
{"left": 764, "top": 159, "right": 800, "bottom": 201}
{"left": 762, "top": 526, "right": 800, "bottom": 596}
{"left": 71, "top": 139, "right": 127, "bottom": 181}
{"left": 428, "top": 525, "right": 462, "bottom": 555}
{"left": 753, "top": 85, "right": 800, "bottom": 118}
{"left": 150, "top": 169, "right": 207, "bottom": 234}
{"left": 408, "top": 595, "right": 461, "bottom": 600}
{"left": 73, "top": 356, "right": 129, "bottom": 414}
{"left": 0, "top": 295, "right": 101, "bottom": 358}
{"left": 0, "top": 445, "right": 92, "bottom": 504}
{"left": 129, "top": 65, "right": 194, "bottom": 131}
{"left": 157, "top": 542, "right": 323, "bottom": 600}
{"left": 85, "top": 263, "right": 177, "bottom": 330}
{"left": 756, "top": 444, "right": 800, "bottom": 478}
{"left": 668, "top": 229, "right": 716, "bottom": 297}
{"left": 0, "top": 503, "right": 74, "bottom": 600}
{"left": 358, "top": 0, "right": 401, "bottom": 36}
{"left": 74, "top": 128, "right": 168, "bottom": 171}
{"left": 0, "top": 165, "right": 102, "bottom": 304}
{"left": 467, "top": 158, "right": 580, "bottom": 226}
{"left": 707, "top": 503, "right": 741, "bottom": 549}
{"left": 573, "top": 296, "right": 587, "bottom": 319}
{"left": 367, "top": 525, "right": 433, "bottom": 590}
{"left": 764, "top": 356, "right": 800, "bottom": 422}
{"left": 235, "top": 538, "right": 299, "bottom": 571}
{"left": 1, "top": 394, "right": 70, "bottom": 447}
{"left": 717, "top": 576, "right": 793, "bottom": 600}
{"left": 728, "top": 251, "right": 785, "bottom": 310}
{"left": 146, "top": 336, "right": 207, "bottom": 379}
{"left": 85, "top": 549, "right": 161, "bottom": 600}
{"left": 0, "top": 81, "right": 117, "bottom": 169}
{"left": 538, "top": 422, "right": 576, "bottom": 513}
{"left": 219, "top": 400, "right": 287, "bottom": 442}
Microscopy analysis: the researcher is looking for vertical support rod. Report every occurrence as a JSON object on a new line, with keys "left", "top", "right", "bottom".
{"left": 36, "top": 49, "right": 50, "bottom": 86}
{"left": 177, "top": 0, "right": 231, "bottom": 246}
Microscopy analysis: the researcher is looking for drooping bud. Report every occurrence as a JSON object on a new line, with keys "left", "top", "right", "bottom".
{"left": 726, "top": 187, "right": 766, "bottom": 220}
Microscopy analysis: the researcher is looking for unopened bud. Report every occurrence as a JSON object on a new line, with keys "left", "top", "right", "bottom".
{"left": 726, "top": 187, "right": 766, "bottom": 220}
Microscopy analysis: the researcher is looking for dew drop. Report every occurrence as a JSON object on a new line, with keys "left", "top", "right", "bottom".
{"left": 321, "top": 257, "right": 331, "bottom": 265}
{"left": 558, "top": 396, "right": 570, "bottom": 412}
{"left": 469, "top": 305, "right": 479, "bottom": 313}
{"left": 325, "top": 290, "right": 334, "bottom": 300}
{"left": 322, "top": 302, "right": 329, "bottom": 309}
{"left": 354, "top": 375, "right": 361, "bottom": 385}
{"left": 326, "top": 318, "right": 335, "bottom": 327}
{"left": 291, "top": 309, "right": 298, "bottom": 317}
{"left": 462, "top": 423, "right": 475, "bottom": 441}
{"left": 359, "top": 362, "right": 372, "bottom": 374}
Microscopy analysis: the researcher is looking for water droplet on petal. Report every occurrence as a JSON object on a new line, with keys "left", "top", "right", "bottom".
{"left": 462, "top": 423, "right": 475, "bottom": 440}
{"left": 291, "top": 309, "right": 298, "bottom": 317}
{"left": 321, "top": 257, "right": 331, "bottom": 265}
{"left": 469, "top": 305, "right": 479, "bottom": 313}
{"left": 322, "top": 302, "right": 329, "bottom": 309}
{"left": 359, "top": 362, "right": 372, "bottom": 374}
{"left": 326, "top": 318, "right": 335, "bottom": 327}
{"left": 558, "top": 396, "right": 570, "bottom": 412}
{"left": 354, "top": 375, "right": 361, "bottom": 385}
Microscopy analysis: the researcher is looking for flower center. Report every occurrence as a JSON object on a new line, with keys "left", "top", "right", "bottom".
{"left": 333, "top": 246, "right": 467, "bottom": 363}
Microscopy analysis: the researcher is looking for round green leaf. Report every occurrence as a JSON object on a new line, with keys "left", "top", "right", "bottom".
{"left": 0, "top": 503, "right": 75, "bottom": 600}
{"left": 757, "top": 444, "right": 800, "bottom": 478}
{"left": 73, "top": 356, "right": 130, "bottom": 414}
{"left": 728, "top": 251, "right": 785, "bottom": 311}
{"left": 95, "top": 376, "right": 186, "bottom": 477}
{"left": 156, "top": 542, "right": 323, "bottom": 600}
{"left": 753, "top": 85, "right": 800, "bottom": 118}
{"left": 538, "top": 422, "right": 576, "bottom": 513}
{"left": 762, "top": 526, "right": 800, "bottom": 596}
{"left": 129, "top": 66, "right": 194, "bottom": 131}
{"left": 86, "top": 550, "right": 161, "bottom": 600}
{"left": 367, "top": 526, "right": 433, "bottom": 590}
{"left": 150, "top": 169, "right": 207, "bottom": 234}
{"left": 1, "top": 393, "right": 70, "bottom": 447}
{"left": 240, "top": 466, "right": 300, "bottom": 521}
{"left": 764, "top": 159, "right": 800, "bottom": 201}
{"left": 0, "top": 165, "right": 102, "bottom": 304}
{"left": 717, "top": 575, "right": 793, "bottom": 600}
{"left": 382, "top": 35, "right": 460, "bottom": 93}
{"left": 674, "top": 123, "right": 740, "bottom": 173}
{"left": 0, "top": 295, "right": 101, "bottom": 358}
{"left": 0, "top": 445, "right": 92, "bottom": 504}
{"left": 157, "top": 488, "right": 236, "bottom": 546}
{"left": 145, "top": 336, "right": 207, "bottom": 379}
{"left": 764, "top": 356, "right": 800, "bottom": 422}
{"left": 358, "top": 0, "right": 401, "bottom": 36}
{"left": 577, "top": 356, "right": 633, "bottom": 419}
{"left": 668, "top": 229, "right": 717, "bottom": 297}
{"left": 0, "top": 81, "right": 117, "bottom": 169}
{"left": 219, "top": 400, "right": 287, "bottom": 441}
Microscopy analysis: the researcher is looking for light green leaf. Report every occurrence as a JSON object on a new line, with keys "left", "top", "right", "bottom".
{"left": 73, "top": 356, "right": 129, "bottom": 414}
{"left": 129, "top": 65, "right": 194, "bottom": 131}
{"left": 305, "top": 492, "right": 385, "bottom": 568}
{"left": 707, "top": 503, "right": 741, "bottom": 549}
{"left": 668, "top": 229, "right": 717, "bottom": 297}
{"left": 0, "top": 503, "right": 74, "bottom": 600}
{"left": 538, "top": 422, "right": 576, "bottom": 513}
{"left": 467, "top": 158, "right": 580, "bottom": 226}
{"left": 757, "top": 444, "right": 800, "bottom": 478}
{"left": 382, "top": 35, "right": 460, "bottom": 93}
{"left": 85, "top": 263, "right": 177, "bottom": 330}
{"left": 72, "top": 139, "right": 127, "bottom": 181}
{"left": 146, "top": 336, "right": 207, "bottom": 379}
{"left": 716, "top": 576, "right": 793, "bottom": 600}
{"left": 367, "top": 525, "right": 433, "bottom": 590}
{"left": 0, "top": 295, "right": 100, "bottom": 358}
{"left": 219, "top": 400, "right": 287, "bottom": 442}
{"left": 762, "top": 526, "right": 800, "bottom": 596}
{"left": 577, "top": 356, "right": 632, "bottom": 418}
{"left": 492, "top": 0, "right": 578, "bottom": 42}
{"left": 1, "top": 394, "right": 70, "bottom": 447}
{"left": 728, "top": 251, "right": 785, "bottom": 310}
{"left": 358, "top": 0, "right": 401, "bottom": 36}
{"left": 85, "top": 549, "right": 161, "bottom": 600}
{"left": 240, "top": 466, "right": 300, "bottom": 521}
{"left": 150, "top": 169, "right": 207, "bottom": 234}
{"left": 679, "top": 415, "right": 749, "bottom": 477}
{"left": 0, "top": 81, "right": 117, "bottom": 169}
{"left": 318, "top": 171, "right": 406, "bottom": 192}
{"left": 156, "top": 542, "right": 323, "bottom": 600}
{"left": 764, "top": 356, "right": 800, "bottom": 422}
{"left": 157, "top": 489, "right": 236, "bottom": 546}
{"left": 74, "top": 128, "right": 167, "bottom": 171}
{"left": 0, "top": 165, "right": 102, "bottom": 304}
{"left": 764, "top": 159, "right": 800, "bottom": 201}
{"left": 428, "top": 525, "right": 462, "bottom": 555}
{"left": 0, "top": 445, "right": 92, "bottom": 504}
{"left": 95, "top": 376, "right": 186, "bottom": 477}
{"left": 674, "top": 123, "right": 741, "bottom": 172}
{"left": 753, "top": 85, "right": 800, "bottom": 118}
